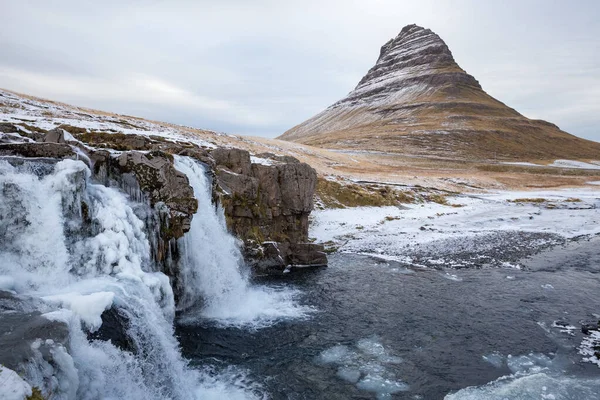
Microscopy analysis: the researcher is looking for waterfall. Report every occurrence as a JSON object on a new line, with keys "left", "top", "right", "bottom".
{"left": 174, "top": 156, "right": 314, "bottom": 329}
{"left": 0, "top": 158, "right": 262, "bottom": 399}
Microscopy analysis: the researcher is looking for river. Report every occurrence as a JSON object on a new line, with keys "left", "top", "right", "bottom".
{"left": 178, "top": 239, "right": 600, "bottom": 399}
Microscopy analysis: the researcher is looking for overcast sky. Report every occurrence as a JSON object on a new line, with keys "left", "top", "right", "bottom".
{"left": 1, "top": 0, "right": 598, "bottom": 141}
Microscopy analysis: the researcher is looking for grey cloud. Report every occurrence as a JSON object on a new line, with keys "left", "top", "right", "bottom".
{"left": 0, "top": 0, "right": 598, "bottom": 141}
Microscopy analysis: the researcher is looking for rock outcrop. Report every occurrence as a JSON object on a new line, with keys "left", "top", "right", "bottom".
{"left": 0, "top": 291, "right": 70, "bottom": 385}
{"left": 212, "top": 148, "right": 327, "bottom": 273}
{"left": 279, "top": 24, "right": 600, "bottom": 161}
{"left": 0, "top": 142, "right": 79, "bottom": 160}
{"left": 112, "top": 151, "right": 198, "bottom": 239}
{"left": 0, "top": 124, "right": 326, "bottom": 276}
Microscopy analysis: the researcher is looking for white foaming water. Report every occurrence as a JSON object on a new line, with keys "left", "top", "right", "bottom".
{"left": 0, "top": 159, "right": 263, "bottom": 399}
{"left": 173, "top": 156, "right": 314, "bottom": 329}
{"left": 447, "top": 353, "right": 600, "bottom": 400}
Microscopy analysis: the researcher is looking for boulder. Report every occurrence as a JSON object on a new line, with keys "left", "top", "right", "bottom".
{"left": 287, "top": 243, "right": 328, "bottom": 267}
{"left": 0, "top": 291, "right": 69, "bottom": 374}
{"left": 211, "top": 147, "right": 252, "bottom": 175}
{"left": 43, "top": 128, "right": 69, "bottom": 144}
{"left": 246, "top": 242, "right": 287, "bottom": 273}
{"left": 247, "top": 242, "right": 327, "bottom": 274}
{"left": 88, "top": 307, "right": 136, "bottom": 353}
{"left": 0, "top": 142, "right": 77, "bottom": 160}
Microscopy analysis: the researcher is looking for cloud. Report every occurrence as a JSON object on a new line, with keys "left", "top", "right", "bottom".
{"left": 0, "top": 67, "right": 275, "bottom": 127}
{"left": 0, "top": 0, "right": 598, "bottom": 141}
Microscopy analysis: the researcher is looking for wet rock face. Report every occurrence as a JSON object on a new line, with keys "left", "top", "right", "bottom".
{"left": 212, "top": 148, "right": 325, "bottom": 272}
{"left": 0, "top": 291, "right": 70, "bottom": 378}
{"left": 88, "top": 307, "right": 136, "bottom": 353}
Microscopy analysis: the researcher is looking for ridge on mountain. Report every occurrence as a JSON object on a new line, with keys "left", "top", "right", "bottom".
{"left": 279, "top": 24, "right": 600, "bottom": 161}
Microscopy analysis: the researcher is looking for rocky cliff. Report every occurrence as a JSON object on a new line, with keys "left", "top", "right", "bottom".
{"left": 279, "top": 24, "right": 600, "bottom": 161}
{"left": 211, "top": 148, "right": 326, "bottom": 272}
{"left": 0, "top": 123, "right": 327, "bottom": 278}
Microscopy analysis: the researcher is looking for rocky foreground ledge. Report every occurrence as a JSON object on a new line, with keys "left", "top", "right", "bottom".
{"left": 0, "top": 122, "right": 327, "bottom": 274}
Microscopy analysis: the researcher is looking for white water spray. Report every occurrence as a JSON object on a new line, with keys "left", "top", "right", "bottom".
{"left": 0, "top": 158, "right": 263, "bottom": 399}
{"left": 174, "top": 156, "right": 314, "bottom": 329}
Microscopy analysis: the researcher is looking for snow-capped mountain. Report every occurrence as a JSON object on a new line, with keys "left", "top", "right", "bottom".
{"left": 279, "top": 24, "right": 600, "bottom": 161}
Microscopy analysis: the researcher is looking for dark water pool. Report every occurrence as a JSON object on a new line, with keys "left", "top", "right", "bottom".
{"left": 177, "top": 237, "right": 600, "bottom": 399}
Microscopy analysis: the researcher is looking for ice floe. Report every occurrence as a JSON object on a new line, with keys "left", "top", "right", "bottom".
{"left": 316, "top": 336, "right": 408, "bottom": 399}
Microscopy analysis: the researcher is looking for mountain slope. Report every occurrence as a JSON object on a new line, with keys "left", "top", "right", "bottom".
{"left": 279, "top": 24, "right": 600, "bottom": 161}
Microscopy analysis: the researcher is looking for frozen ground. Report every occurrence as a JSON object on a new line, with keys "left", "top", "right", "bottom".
{"left": 0, "top": 89, "right": 219, "bottom": 148}
{"left": 549, "top": 160, "right": 600, "bottom": 170}
{"left": 311, "top": 188, "right": 600, "bottom": 268}
{"left": 501, "top": 160, "right": 600, "bottom": 170}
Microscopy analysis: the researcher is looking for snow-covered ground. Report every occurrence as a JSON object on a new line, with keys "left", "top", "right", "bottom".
{"left": 501, "top": 160, "right": 600, "bottom": 170}
{"left": 549, "top": 160, "right": 600, "bottom": 170}
{"left": 311, "top": 188, "right": 600, "bottom": 268}
{"left": 500, "top": 161, "right": 541, "bottom": 167}
{"left": 0, "top": 89, "right": 219, "bottom": 148}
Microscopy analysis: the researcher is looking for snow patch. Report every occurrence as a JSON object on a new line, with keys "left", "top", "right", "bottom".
{"left": 311, "top": 188, "right": 600, "bottom": 263}
{"left": 0, "top": 365, "right": 33, "bottom": 400}
{"left": 501, "top": 161, "right": 542, "bottom": 167}
{"left": 250, "top": 156, "right": 274, "bottom": 166}
{"left": 579, "top": 330, "right": 600, "bottom": 367}
{"left": 447, "top": 353, "right": 600, "bottom": 399}
{"left": 549, "top": 160, "right": 600, "bottom": 170}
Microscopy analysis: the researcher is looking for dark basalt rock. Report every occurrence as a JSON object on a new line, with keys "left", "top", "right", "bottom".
{"left": 0, "top": 291, "right": 70, "bottom": 372}
{"left": 113, "top": 150, "right": 198, "bottom": 240}
{"left": 0, "top": 122, "right": 19, "bottom": 133}
{"left": 245, "top": 242, "right": 328, "bottom": 274}
{"left": 88, "top": 307, "right": 137, "bottom": 353}
{"left": 212, "top": 147, "right": 326, "bottom": 272}
{"left": 0, "top": 142, "right": 78, "bottom": 160}
{"left": 286, "top": 243, "right": 328, "bottom": 267}
{"left": 211, "top": 147, "right": 252, "bottom": 175}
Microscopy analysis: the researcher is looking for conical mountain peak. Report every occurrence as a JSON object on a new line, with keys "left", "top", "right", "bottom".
{"left": 375, "top": 24, "right": 451, "bottom": 68}
{"left": 278, "top": 25, "right": 600, "bottom": 162}
{"left": 349, "top": 25, "right": 481, "bottom": 106}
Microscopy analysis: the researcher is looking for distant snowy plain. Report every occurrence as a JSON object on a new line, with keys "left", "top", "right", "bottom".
{"left": 311, "top": 188, "right": 600, "bottom": 268}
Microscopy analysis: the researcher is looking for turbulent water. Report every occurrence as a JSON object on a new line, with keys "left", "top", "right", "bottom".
{"left": 178, "top": 244, "right": 600, "bottom": 400}
{"left": 173, "top": 156, "right": 313, "bottom": 329}
{"left": 0, "top": 157, "right": 300, "bottom": 399}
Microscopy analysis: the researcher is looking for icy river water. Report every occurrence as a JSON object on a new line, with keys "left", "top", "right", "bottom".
{"left": 178, "top": 237, "right": 600, "bottom": 400}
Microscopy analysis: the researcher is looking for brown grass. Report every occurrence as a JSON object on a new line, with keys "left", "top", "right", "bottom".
{"left": 316, "top": 178, "right": 414, "bottom": 208}
{"left": 3, "top": 87, "right": 599, "bottom": 194}
{"left": 509, "top": 198, "right": 547, "bottom": 203}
